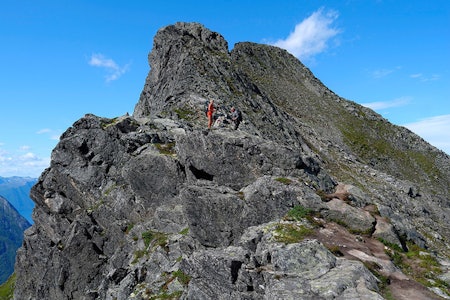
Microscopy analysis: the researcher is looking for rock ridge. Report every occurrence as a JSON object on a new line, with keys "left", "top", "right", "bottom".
{"left": 13, "top": 22, "right": 450, "bottom": 299}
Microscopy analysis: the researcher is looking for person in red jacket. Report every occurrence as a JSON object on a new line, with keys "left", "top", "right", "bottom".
{"left": 207, "top": 99, "right": 215, "bottom": 129}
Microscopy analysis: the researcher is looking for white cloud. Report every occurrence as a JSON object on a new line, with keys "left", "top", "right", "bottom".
{"left": 372, "top": 69, "right": 394, "bottom": 79}
{"left": 0, "top": 147, "right": 49, "bottom": 178}
{"left": 361, "top": 96, "right": 411, "bottom": 110}
{"left": 409, "top": 73, "right": 440, "bottom": 82}
{"left": 371, "top": 66, "right": 402, "bottom": 79}
{"left": 410, "top": 73, "right": 422, "bottom": 79}
{"left": 37, "top": 128, "right": 61, "bottom": 141}
{"left": 403, "top": 114, "right": 450, "bottom": 155}
{"left": 271, "top": 8, "right": 340, "bottom": 60}
{"left": 36, "top": 128, "right": 51, "bottom": 134}
{"left": 89, "top": 53, "right": 130, "bottom": 82}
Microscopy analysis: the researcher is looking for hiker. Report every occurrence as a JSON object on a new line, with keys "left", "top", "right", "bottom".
{"left": 230, "top": 107, "right": 242, "bottom": 130}
{"left": 207, "top": 99, "right": 215, "bottom": 129}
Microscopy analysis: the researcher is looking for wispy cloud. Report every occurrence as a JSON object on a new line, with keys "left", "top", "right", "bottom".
{"left": 37, "top": 128, "right": 61, "bottom": 141}
{"left": 361, "top": 96, "right": 411, "bottom": 110}
{"left": 271, "top": 8, "right": 340, "bottom": 60}
{"left": 371, "top": 66, "right": 401, "bottom": 79}
{"left": 89, "top": 53, "right": 130, "bottom": 82}
{"left": 403, "top": 114, "right": 450, "bottom": 155}
{"left": 36, "top": 128, "right": 51, "bottom": 134}
{"left": 409, "top": 73, "right": 440, "bottom": 82}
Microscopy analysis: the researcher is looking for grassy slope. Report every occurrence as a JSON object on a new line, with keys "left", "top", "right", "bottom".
{"left": 0, "top": 273, "right": 15, "bottom": 300}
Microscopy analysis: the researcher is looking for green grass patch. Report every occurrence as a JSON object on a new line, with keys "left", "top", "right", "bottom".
{"left": 174, "top": 107, "right": 196, "bottom": 121}
{"left": 377, "top": 238, "right": 403, "bottom": 252}
{"left": 142, "top": 230, "right": 169, "bottom": 251}
{"left": 384, "top": 241, "right": 450, "bottom": 296}
{"left": 0, "top": 273, "right": 15, "bottom": 300}
{"left": 171, "top": 270, "right": 191, "bottom": 286}
{"left": 285, "top": 205, "right": 312, "bottom": 221}
{"left": 273, "top": 223, "right": 313, "bottom": 244}
{"left": 179, "top": 228, "right": 189, "bottom": 235}
{"left": 338, "top": 116, "right": 443, "bottom": 188}
{"left": 275, "top": 177, "right": 292, "bottom": 185}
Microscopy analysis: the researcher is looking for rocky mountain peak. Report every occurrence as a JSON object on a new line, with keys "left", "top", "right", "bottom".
{"left": 13, "top": 22, "right": 450, "bottom": 299}
{"left": 134, "top": 22, "right": 229, "bottom": 118}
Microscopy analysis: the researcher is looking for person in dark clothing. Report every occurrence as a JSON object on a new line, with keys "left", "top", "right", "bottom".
{"left": 230, "top": 107, "right": 242, "bottom": 130}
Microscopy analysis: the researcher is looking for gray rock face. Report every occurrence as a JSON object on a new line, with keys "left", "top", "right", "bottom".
{"left": 14, "top": 22, "right": 450, "bottom": 299}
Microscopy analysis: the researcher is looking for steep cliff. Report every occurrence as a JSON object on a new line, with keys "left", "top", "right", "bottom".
{"left": 15, "top": 22, "right": 450, "bottom": 299}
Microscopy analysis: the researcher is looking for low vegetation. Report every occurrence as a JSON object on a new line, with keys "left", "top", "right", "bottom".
{"left": 272, "top": 206, "right": 319, "bottom": 244}
{"left": 285, "top": 205, "right": 312, "bottom": 221}
{"left": 383, "top": 241, "right": 450, "bottom": 296}
{"left": 142, "top": 230, "right": 168, "bottom": 251}
{"left": 174, "top": 107, "right": 196, "bottom": 121}
{"left": 275, "top": 177, "right": 292, "bottom": 185}
{"left": 132, "top": 230, "right": 170, "bottom": 264}
{"left": 154, "top": 142, "right": 176, "bottom": 156}
{"left": 0, "top": 273, "right": 15, "bottom": 300}
{"left": 273, "top": 223, "right": 313, "bottom": 244}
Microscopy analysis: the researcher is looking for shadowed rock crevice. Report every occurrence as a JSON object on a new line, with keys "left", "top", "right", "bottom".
{"left": 189, "top": 165, "right": 214, "bottom": 181}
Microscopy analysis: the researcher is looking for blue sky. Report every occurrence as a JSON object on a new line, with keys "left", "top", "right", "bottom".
{"left": 1, "top": 0, "right": 449, "bottom": 178}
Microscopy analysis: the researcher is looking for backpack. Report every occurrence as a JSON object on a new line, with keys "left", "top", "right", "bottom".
{"left": 235, "top": 109, "right": 242, "bottom": 121}
{"left": 204, "top": 101, "right": 209, "bottom": 116}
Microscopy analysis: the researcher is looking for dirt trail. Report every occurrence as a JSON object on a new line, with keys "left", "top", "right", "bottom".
{"left": 313, "top": 221, "right": 443, "bottom": 299}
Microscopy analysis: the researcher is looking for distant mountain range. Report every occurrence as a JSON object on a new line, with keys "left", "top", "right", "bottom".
{"left": 0, "top": 176, "right": 36, "bottom": 223}
{"left": 0, "top": 195, "right": 31, "bottom": 285}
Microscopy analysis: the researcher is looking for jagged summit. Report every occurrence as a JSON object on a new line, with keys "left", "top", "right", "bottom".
{"left": 134, "top": 23, "right": 450, "bottom": 191}
{"left": 13, "top": 22, "right": 450, "bottom": 299}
